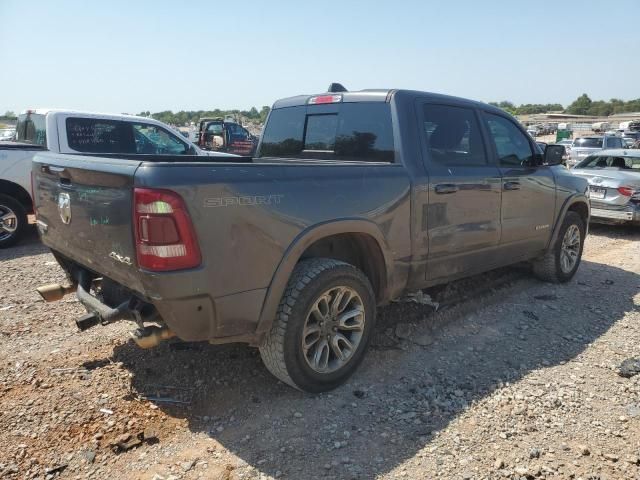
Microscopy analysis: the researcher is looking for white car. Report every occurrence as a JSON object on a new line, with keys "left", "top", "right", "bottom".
{"left": 0, "top": 109, "right": 236, "bottom": 248}
{"left": 0, "top": 128, "right": 15, "bottom": 141}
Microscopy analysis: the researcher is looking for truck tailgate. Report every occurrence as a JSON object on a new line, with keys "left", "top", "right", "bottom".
{"left": 32, "top": 153, "right": 145, "bottom": 292}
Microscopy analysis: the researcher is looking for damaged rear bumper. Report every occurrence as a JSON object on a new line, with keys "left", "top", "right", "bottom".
{"left": 39, "top": 251, "right": 267, "bottom": 346}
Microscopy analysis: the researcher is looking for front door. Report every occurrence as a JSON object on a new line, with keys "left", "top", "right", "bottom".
{"left": 419, "top": 102, "right": 503, "bottom": 281}
{"left": 481, "top": 112, "right": 555, "bottom": 256}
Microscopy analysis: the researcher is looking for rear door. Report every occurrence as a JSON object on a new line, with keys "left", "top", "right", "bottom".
{"left": 481, "top": 111, "right": 555, "bottom": 255}
{"left": 32, "top": 153, "right": 144, "bottom": 292}
{"left": 418, "top": 101, "right": 502, "bottom": 281}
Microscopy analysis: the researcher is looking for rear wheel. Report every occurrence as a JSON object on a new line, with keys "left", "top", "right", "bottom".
{"left": 0, "top": 194, "right": 27, "bottom": 249}
{"left": 532, "top": 211, "right": 585, "bottom": 283}
{"left": 259, "top": 258, "right": 376, "bottom": 393}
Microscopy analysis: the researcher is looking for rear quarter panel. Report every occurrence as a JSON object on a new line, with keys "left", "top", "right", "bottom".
{"left": 134, "top": 161, "right": 412, "bottom": 302}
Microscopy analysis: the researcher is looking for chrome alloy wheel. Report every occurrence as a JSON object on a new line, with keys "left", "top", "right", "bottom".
{"left": 0, "top": 205, "right": 18, "bottom": 241}
{"left": 560, "top": 224, "right": 581, "bottom": 274}
{"left": 301, "top": 286, "right": 365, "bottom": 373}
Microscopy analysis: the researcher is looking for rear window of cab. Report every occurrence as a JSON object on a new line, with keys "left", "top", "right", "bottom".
{"left": 15, "top": 113, "right": 47, "bottom": 146}
{"left": 258, "top": 103, "right": 395, "bottom": 162}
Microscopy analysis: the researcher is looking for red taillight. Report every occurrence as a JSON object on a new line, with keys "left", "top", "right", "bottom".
{"left": 133, "top": 188, "right": 201, "bottom": 271}
{"left": 618, "top": 186, "right": 634, "bottom": 197}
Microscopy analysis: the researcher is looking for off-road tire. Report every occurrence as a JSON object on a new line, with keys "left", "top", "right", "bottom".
{"left": 532, "top": 211, "right": 585, "bottom": 283}
{"left": 0, "top": 194, "right": 27, "bottom": 249}
{"left": 259, "top": 258, "right": 376, "bottom": 393}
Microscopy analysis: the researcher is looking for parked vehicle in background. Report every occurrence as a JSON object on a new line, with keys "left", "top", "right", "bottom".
{"left": 592, "top": 122, "right": 610, "bottom": 133}
{"left": 32, "top": 86, "right": 589, "bottom": 393}
{"left": 628, "top": 120, "right": 640, "bottom": 132}
{"left": 623, "top": 137, "right": 636, "bottom": 148}
{"left": 571, "top": 149, "right": 640, "bottom": 225}
{"left": 0, "top": 128, "right": 15, "bottom": 141}
{"left": 527, "top": 127, "right": 539, "bottom": 137}
{"left": 0, "top": 109, "right": 232, "bottom": 248}
{"left": 556, "top": 139, "right": 573, "bottom": 160}
{"left": 569, "top": 135, "right": 625, "bottom": 167}
{"left": 196, "top": 118, "right": 258, "bottom": 155}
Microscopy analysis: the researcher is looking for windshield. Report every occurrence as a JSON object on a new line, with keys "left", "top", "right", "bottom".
{"left": 15, "top": 113, "right": 47, "bottom": 146}
{"left": 574, "top": 137, "right": 603, "bottom": 148}
{"left": 259, "top": 103, "right": 394, "bottom": 162}
{"left": 206, "top": 123, "right": 223, "bottom": 134}
{"left": 575, "top": 155, "right": 640, "bottom": 170}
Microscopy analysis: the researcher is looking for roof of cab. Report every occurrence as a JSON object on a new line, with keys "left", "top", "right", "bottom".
{"left": 596, "top": 148, "right": 640, "bottom": 157}
{"left": 271, "top": 88, "right": 503, "bottom": 114}
{"left": 20, "top": 109, "right": 153, "bottom": 123}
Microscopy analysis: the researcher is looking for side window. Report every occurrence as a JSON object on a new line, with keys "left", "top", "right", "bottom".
{"left": 607, "top": 137, "right": 623, "bottom": 149}
{"left": 66, "top": 118, "right": 136, "bottom": 153}
{"left": 422, "top": 104, "right": 487, "bottom": 166}
{"left": 228, "top": 124, "right": 249, "bottom": 141}
{"left": 484, "top": 113, "right": 535, "bottom": 167}
{"left": 132, "top": 124, "right": 189, "bottom": 155}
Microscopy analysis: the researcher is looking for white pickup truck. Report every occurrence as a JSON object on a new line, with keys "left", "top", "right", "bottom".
{"left": 0, "top": 109, "right": 235, "bottom": 248}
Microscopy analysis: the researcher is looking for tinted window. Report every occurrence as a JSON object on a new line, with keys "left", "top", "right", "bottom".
{"left": 485, "top": 113, "right": 534, "bottom": 167}
{"left": 259, "top": 103, "right": 394, "bottom": 162}
{"left": 305, "top": 115, "right": 338, "bottom": 151}
{"left": 15, "top": 113, "right": 47, "bottom": 146}
{"left": 574, "top": 137, "right": 603, "bottom": 148}
{"left": 422, "top": 104, "right": 486, "bottom": 166}
{"left": 66, "top": 118, "right": 135, "bottom": 153}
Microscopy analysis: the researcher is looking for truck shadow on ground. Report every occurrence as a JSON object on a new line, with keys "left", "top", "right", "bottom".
{"left": 112, "top": 256, "right": 639, "bottom": 479}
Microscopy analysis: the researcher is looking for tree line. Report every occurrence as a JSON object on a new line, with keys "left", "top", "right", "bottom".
{"left": 490, "top": 94, "right": 640, "bottom": 117}
{"left": 137, "top": 106, "right": 271, "bottom": 126}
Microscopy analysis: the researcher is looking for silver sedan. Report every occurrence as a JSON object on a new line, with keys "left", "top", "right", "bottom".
{"left": 571, "top": 149, "right": 640, "bottom": 225}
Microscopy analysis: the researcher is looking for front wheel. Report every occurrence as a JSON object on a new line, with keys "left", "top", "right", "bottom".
{"left": 0, "top": 194, "right": 27, "bottom": 249}
{"left": 259, "top": 258, "right": 376, "bottom": 393}
{"left": 532, "top": 211, "right": 585, "bottom": 283}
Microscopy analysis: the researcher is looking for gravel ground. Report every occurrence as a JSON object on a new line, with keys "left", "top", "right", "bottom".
{"left": 0, "top": 224, "right": 639, "bottom": 480}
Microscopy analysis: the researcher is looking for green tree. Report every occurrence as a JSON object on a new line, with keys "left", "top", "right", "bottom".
{"left": 566, "top": 94, "right": 592, "bottom": 115}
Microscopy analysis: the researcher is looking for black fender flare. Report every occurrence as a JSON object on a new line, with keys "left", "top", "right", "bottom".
{"left": 255, "top": 219, "right": 395, "bottom": 337}
{"left": 546, "top": 193, "right": 590, "bottom": 251}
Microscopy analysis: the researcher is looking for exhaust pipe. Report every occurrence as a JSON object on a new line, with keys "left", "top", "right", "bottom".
{"left": 130, "top": 326, "right": 175, "bottom": 349}
{"left": 36, "top": 283, "right": 77, "bottom": 302}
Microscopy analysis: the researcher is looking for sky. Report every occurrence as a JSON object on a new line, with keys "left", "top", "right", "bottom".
{"left": 1, "top": 0, "right": 639, "bottom": 115}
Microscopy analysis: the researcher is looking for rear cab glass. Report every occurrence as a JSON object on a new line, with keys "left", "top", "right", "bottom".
{"left": 15, "top": 112, "right": 47, "bottom": 146}
{"left": 258, "top": 103, "right": 394, "bottom": 162}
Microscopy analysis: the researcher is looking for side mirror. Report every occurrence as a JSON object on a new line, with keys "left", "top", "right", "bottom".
{"left": 544, "top": 144, "right": 565, "bottom": 166}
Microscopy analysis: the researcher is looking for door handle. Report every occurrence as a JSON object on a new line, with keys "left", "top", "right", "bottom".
{"left": 41, "top": 165, "right": 66, "bottom": 174}
{"left": 503, "top": 181, "right": 521, "bottom": 191}
{"left": 434, "top": 184, "right": 458, "bottom": 194}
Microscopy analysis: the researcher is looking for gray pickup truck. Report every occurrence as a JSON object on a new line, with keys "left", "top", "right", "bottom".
{"left": 32, "top": 87, "right": 590, "bottom": 392}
